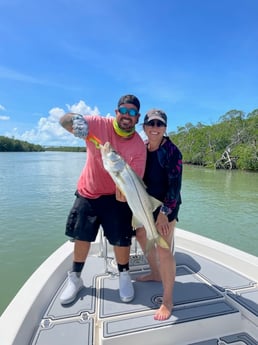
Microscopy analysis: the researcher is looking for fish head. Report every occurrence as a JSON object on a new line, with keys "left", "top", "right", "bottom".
{"left": 100, "top": 142, "right": 125, "bottom": 174}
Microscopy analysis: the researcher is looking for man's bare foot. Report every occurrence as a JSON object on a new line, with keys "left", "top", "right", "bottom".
{"left": 136, "top": 272, "right": 161, "bottom": 282}
{"left": 154, "top": 303, "right": 173, "bottom": 321}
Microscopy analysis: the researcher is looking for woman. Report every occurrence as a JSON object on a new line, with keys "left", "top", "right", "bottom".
{"left": 136, "top": 109, "right": 183, "bottom": 321}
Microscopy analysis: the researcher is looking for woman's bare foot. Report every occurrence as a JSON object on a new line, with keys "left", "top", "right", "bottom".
{"left": 154, "top": 303, "right": 173, "bottom": 321}
{"left": 136, "top": 272, "right": 161, "bottom": 282}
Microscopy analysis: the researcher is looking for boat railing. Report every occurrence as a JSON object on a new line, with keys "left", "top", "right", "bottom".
{"left": 98, "top": 226, "right": 149, "bottom": 274}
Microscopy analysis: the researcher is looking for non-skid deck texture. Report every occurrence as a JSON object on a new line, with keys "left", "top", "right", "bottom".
{"left": 189, "top": 332, "right": 258, "bottom": 344}
{"left": 31, "top": 249, "right": 258, "bottom": 345}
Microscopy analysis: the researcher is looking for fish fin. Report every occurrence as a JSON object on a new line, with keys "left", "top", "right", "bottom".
{"left": 132, "top": 216, "right": 143, "bottom": 229}
{"left": 149, "top": 195, "right": 162, "bottom": 212}
{"left": 144, "top": 237, "right": 169, "bottom": 256}
{"left": 156, "top": 235, "right": 170, "bottom": 249}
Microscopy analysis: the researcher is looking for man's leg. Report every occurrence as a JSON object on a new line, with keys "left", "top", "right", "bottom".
{"left": 60, "top": 193, "right": 98, "bottom": 305}
{"left": 114, "top": 245, "right": 134, "bottom": 302}
{"left": 100, "top": 195, "right": 134, "bottom": 302}
{"left": 113, "top": 245, "right": 130, "bottom": 265}
{"left": 74, "top": 239, "right": 91, "bottom": 262}
{"left": 60, "top": 240, "right": 91, "bottom": 305}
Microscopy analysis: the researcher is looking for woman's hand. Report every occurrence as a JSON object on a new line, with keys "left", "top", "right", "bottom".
{"left": 156, "top": 212, "right": 170, "bottom": 236}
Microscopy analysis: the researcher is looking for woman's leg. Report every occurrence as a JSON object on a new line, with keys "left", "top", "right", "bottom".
{"left": 136, "top": 221, "right": 176, "bottom": 320}
{"left": 154, "top": 219, "right": 176, "bottom": 320}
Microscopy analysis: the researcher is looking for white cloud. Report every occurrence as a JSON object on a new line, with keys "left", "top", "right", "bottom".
{"left": 5, "top": 100, "right": 101, "bottom": 146}
{"left": 0, "top": 115, "right": 10, "bottom": 120}
{"left": 0, "top": 104, "right": 10, "bottom": 121}
{"left": 66, "top": 100, "right": 100, "bottom": 115}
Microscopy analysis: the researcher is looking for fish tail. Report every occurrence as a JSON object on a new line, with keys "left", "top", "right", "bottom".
{"left": 156, "top": 235, "right": 170, "bottom": 249}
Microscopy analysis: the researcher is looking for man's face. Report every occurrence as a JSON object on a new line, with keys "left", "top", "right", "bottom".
{"left": 115, "top": 103, "right": 140, "bottom": 132}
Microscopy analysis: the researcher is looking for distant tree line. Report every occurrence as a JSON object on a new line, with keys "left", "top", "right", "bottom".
{"left": 0, "top": 136, "right": 44, "bottom": 152}
{"left": 1, "top": 109, "right": 257, "bottom": 171}
{"left": 0, "top": 136, "right": 86, "bottom": 152}
{"left": 45, "top": 146, "right": 86, "bottom": 152}
{"left": 170, "top": 109, "right": 258, "bottom": 171}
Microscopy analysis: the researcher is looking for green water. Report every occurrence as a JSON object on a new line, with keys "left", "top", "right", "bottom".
{"left": 0, "top": 152, "right": 257, "bottom": 315}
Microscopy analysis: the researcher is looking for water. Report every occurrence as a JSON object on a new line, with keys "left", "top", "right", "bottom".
{"left": 0, "top": 152, "right": 257, "bottom": 316}
{"left": 180, "top": 166, "right": 258, "bottom": 255}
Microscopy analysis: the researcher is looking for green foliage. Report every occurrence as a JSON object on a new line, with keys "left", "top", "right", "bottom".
{"left": 0, "top": 137, "right": 86, "bottom": 152}
{"left": 233, "top": 144, "right": 258, "bottom": 170}
{"left": 2, "top": 108, "right": 257, "bottom": 171}
{"left": 0, "top": 136, "right": 44, "bottom": 152}
{"left": 170, "top": 109, "right": 258, "bottom": 171}
{"left": 45, "top": 146, "right": 86, "bottom": 152}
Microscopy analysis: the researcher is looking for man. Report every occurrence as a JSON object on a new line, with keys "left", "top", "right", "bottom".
{"left": 59, "top": 94, "right": 146, "bottom": 304}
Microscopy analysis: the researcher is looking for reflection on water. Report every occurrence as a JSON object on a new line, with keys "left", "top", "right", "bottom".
{"left": 0, "top": 152, "right": 257, "bottom": 315}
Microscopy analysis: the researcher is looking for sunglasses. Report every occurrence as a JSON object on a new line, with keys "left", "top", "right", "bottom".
{"left": 145, "top": 120, "right": 166, "bottom": 127}
{"left": 118, "top": 107, "right": 139, "bottom": 117}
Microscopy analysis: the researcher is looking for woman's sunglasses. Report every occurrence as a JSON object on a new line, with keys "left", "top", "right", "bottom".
{"left": 118, "top": 107, "right": 139, "bottom": 117}
{"left": 145, "top": 120, "right": 166, "bottom": 127}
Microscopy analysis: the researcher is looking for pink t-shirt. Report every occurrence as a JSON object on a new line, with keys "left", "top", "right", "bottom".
{"left": 77, "top": 115, "right": 146, "bottom": 198}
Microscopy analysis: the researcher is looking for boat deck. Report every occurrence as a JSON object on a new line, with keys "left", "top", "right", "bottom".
{"left": 30, "top": 237, "right": 258, "bottom": 345}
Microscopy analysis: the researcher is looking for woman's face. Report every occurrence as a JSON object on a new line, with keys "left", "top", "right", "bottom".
{"left": 144, "top": 120, "right": 166, "bottom": 141}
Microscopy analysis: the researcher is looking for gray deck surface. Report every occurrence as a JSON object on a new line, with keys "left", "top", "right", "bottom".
{"left": 30, "top": 248, "right": 258, "bottom": 345}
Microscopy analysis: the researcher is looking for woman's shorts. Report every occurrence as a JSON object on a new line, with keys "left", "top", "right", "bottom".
{"left": 65, "top": 191, "right": 133, "bottom": 246}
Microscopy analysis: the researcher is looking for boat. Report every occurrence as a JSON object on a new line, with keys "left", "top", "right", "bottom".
{"left": 0, "top": 228, "right": 258, "bottom": 345}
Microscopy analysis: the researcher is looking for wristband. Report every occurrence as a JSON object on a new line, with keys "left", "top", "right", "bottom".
{"left": 160, "top": 205, "right": 171, "bottom": 216}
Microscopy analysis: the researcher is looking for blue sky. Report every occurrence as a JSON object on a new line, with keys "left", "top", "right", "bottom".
{"left": 0, "top": 0, "right": 257, "bottom": 146}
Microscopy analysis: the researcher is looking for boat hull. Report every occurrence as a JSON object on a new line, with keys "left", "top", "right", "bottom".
{"left": 1, "top": 229, "right": 258, "bottom": 345}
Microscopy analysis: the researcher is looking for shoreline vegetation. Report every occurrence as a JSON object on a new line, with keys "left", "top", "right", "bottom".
{"left": 1, "top": 109, "right": 257, "bottom": 171}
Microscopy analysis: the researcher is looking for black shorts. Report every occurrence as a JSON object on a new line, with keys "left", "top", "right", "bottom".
{"left": 65, "top": 191, "right": 133, "bottom": 246}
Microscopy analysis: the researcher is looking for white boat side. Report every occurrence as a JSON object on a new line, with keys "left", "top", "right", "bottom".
{"left": 0, "top": 228, "right": 257, "bottom": 345}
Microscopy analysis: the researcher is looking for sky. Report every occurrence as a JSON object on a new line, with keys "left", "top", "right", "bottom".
{"left": 0, "top": 0, "right": 258, "bottom": 146}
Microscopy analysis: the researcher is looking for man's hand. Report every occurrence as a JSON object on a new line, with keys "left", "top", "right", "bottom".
{"left": 72, "top": 114, "right": 89, "bottom": 138}
{"left": 116, "top": 186, "right": 127, "bottom": 202}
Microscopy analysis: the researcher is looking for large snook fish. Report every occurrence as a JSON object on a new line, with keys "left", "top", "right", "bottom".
{"left": 100, "top": 142, "right": 169, "bottom": 251}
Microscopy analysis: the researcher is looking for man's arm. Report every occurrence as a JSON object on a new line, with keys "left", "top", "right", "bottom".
{"left": 59, "top": 113, "right": 74, "bottom": 133}
{"left": 59, "top": 113, "right": 89, "bottom": 138}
